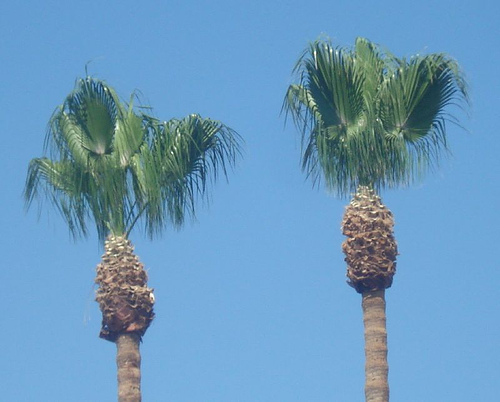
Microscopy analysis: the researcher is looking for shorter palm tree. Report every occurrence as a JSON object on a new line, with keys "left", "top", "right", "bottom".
{"left": 25, "top": 77, "right": 241, "bottom": 401}
{"left": 284, "top": 37, "right": 468, "bottom": 401}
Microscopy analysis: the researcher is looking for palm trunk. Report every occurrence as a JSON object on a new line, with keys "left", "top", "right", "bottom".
{"left": 95, "top": 235, "right": 155, "bottom": 402}
{"left": 362, "top": 290, "right": 389, "bottom": 402}
{"left": 341, "top": 187, "right": 397, "bottom": 402}
{"left": 116, "top": 333, "right": 142, "bottom": 402}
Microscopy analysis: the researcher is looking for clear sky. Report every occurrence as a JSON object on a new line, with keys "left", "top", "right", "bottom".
{"left": 1, "top": 0, "right": 499, "bottom": 401}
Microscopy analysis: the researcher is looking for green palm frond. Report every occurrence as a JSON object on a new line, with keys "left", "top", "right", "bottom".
{"left": 379, "top": 54, "right": 468, "bottom": 176}
{"left": 28, "top": 77, "right": 136, "bottom": 241}
{"left": 26, "top": 155, "right": 133, "bottom": 240}
{"left": 284, "top": 40, "right": 370, "bottom": 191}
{"left": 48, "top": 78, "right": 122, "bottom": 159}
{"left": 25, "top": 77, "right": 242, "bottom": 242}
{"left": 113, "top": 103, "right": 145, "bottom": 167}
{"left": 135, "top": 114, "right": 242, "bottom": 237}
{"left": 287, "top": 40, "right": 366, "bottom": 132}
{"left": 26, "top": 157, "right": 91, "bottom": 237}
{"left": 283, "top": 37, "right": 468, "bottom": 196}
{"left": 354, "top": 37, "right": 390, "bottom": 106}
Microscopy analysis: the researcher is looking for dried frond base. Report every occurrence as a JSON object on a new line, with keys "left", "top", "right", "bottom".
{"left": 95, "top": 235, "right": 155, "bottom": 342}
{"left": 342, "top": 186, "right": 398, "bottom": 294}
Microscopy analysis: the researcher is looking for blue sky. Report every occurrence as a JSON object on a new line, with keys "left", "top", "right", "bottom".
{"left": 1, "top": 0, "right": 499, "bottom": 400}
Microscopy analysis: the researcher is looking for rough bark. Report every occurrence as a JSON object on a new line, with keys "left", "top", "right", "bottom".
{"left": 95, "top": 235, "right": 155, "bottom": 341}
{"left": 362, "top": 290, "right": 389, "bottom": 402}
{"left": 95, "top": 235, "right": 155, "bottom": 402}
{"left": 341, "top": 186, "right": 397, "bottom": 294}
{"left": 116, "top": 333, "right": 142, "bottom": 402}
{"left": 341, "top": 187, "right": 395, "bottom": 401}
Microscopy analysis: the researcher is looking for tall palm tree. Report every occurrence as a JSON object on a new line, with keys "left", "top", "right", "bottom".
{"left": 283, "top": 37, "right": 468, "bottom": 401}
{"left": 25, "top": 77, "right": 242, "bottom": 402}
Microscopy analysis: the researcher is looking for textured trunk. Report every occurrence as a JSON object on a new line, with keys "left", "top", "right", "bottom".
{"left": 341, "top": 186, "right": 396, "bottom": 401}
{"left": 116, "top": 333, "right": 142, "bottom": 402}
{"left": 362, "top": 290, "right": 389, "bottom": 402}
{"left": 341, "top": 186, "right": 397, "bottom": 294}
{"left": 95, "top": 235, "right": 155, "bottom": 402}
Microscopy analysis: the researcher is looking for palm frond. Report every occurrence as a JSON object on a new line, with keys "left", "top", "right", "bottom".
{"left": 25, "top": 158, "right": 90, "bottom": 238}
{"left": 26, "top": 76, "right": 242, "bottom": 242}
{"left": 47, "top": 78, "right": 122, "bottom": 159}
{"left": 113, "top": 106, "right": 145, "bottom": 167}
{"left": 136, "top": 114, "right": 242, "bottom": 237}
{"left": 284, "top": 37, "right": 468, "bottom": 196}
{"left": 27, "top": 77, "right": 142, "bottom": 241}
{"left": 379, "top": 54, "right": 469, "bottom": 175}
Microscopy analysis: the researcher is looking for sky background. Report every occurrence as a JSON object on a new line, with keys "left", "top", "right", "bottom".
{"left": 1, "top": 0, "right": 499, "bottom": 401}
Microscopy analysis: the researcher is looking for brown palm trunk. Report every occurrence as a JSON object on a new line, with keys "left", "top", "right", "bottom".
{"left": 116, "top": 333, "right": 142, "bottom": 402}
{"left": 362, "top": 290, "right": 389, "bottom": 402}
{"left": 95, "top": 235, "right": 155, "bottom": 402}
{"left": 341, "top": 187, "right": 396, "bottom": 402}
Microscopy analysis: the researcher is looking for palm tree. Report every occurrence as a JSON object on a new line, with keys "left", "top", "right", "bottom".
{"left": 283, "top": 37, "right": 468, "bottom": 401}
{"left": 25, "top": 77, "right": 242, "bottom": 402}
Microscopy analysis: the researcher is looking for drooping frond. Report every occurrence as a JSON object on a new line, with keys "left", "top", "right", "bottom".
{"left": 25, "top": 157, "right": 90, "bottom": 237}
{"left": 379, "top": 54, "right": 469, "bottom": 177}
{"left": 25, "top": 77, "right": 137, "bottom": 241}
{"left": 283, "top": 37, "right": 468, "bottom": 196}
{"left": 25, "top": 76, "right": 242, "bottom": 243}
{"left": 133, "top": 114, "right": 242, "bottom": 238}
{"left": 284, "top": 39, "right": 389, "bottom": 194}
{"left": 25, "top": 154, "right": 133, "bottom": 241}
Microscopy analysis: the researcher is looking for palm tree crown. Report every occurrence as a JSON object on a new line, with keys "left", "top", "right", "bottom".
{"left": 283, "top": 37, "right": 468, "bottom": 196}
{"left": 25, "top": 77, "right": 242, "bottom": 241}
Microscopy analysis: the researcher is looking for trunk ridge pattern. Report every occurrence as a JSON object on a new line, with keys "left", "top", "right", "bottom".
{"left": 342, "top": 186, "right": 397, "bottom": 401}
{"left": 95, "top": 235, "right": 155, "bottom": 342}
{"left": 342, "top": 186, "right": 397, "bottom": 294}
